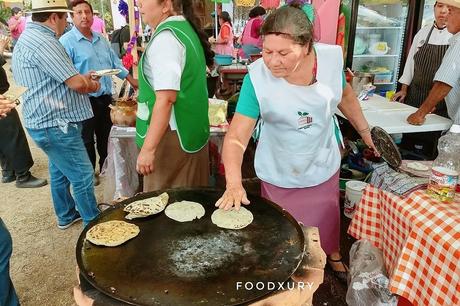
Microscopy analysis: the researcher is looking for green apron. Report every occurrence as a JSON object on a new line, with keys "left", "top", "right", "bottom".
{"left": 136, "top": 20, "right": 209, "bottom": 153}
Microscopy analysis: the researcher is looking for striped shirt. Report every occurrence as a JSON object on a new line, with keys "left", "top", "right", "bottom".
{"left": 12, "top": 22, "right": 93, "bottom": 129}
{"left": 434, "top": 32, "right": 460, "bottom": 124}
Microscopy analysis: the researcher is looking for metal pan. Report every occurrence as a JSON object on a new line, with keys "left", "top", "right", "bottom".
{"left": 76, "top": 188, "right": 305, "bottom": 306}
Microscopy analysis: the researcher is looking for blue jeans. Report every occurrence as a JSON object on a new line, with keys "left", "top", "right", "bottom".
{"left": 0, "top": 219, "right": 19, "bottom": 306}
{"left": 27, "top": 123, "right": 99, "bottom": 226}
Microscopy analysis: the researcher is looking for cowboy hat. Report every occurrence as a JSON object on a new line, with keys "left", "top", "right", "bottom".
{"left": 438, "top": 0, "right": 460, "bottom": 9}
{"left": 30, "top": 0, "right": 72, "bottom": 13}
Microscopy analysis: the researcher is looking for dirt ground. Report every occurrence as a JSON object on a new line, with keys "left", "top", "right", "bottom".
{"left": 0, "top": 60, "right": 106, "bottom": 306}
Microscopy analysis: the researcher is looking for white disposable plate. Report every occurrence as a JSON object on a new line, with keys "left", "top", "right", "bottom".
{"left": 92, "top": 69, "right": 122, "bottom": 77}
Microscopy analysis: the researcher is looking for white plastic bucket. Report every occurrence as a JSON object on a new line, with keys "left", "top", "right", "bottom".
{"left": 344, "top": 180, "right": 368, "bottom": 218}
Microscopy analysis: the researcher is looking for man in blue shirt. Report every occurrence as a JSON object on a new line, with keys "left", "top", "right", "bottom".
{"left": 60, "top": 0, "right": 138, "bottom": 178}
{"left": 12, "top": 0, "right": 102, "bottom": 229}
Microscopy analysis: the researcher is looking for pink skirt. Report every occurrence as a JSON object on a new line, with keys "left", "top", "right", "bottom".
{"left": 261, "top": 171, "right": 340, "bottom": 255}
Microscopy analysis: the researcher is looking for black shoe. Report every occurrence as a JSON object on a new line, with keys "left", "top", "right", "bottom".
{"left": 57, "top": 214, "right": 82, "bottom": 230}
{"left": 16, "top": 174, "right": 48, "bottom": 188}
{"left": 327, "top": 256, "right": 349, "bottom": 285}
{"left": 1, "top": 176, "right": 16, "bottom": 183}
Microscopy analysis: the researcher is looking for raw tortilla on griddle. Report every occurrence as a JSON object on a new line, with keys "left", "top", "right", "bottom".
{"left": 211, "top": 207, "right": 253, "bottom": 229}
{"left": 165, "top": 201, "right": 205, "bottom": 222}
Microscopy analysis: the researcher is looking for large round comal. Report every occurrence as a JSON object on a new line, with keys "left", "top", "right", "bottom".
{"left": 76, "top": 188, "right": 305, "bottom": 306}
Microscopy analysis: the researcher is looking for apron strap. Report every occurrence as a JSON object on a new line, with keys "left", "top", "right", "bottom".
{"left": 423, "top": 25, "right": 435, "bottom": 46}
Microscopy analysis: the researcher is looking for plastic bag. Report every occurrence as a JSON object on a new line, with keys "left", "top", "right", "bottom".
{"left": 101, "top": 135, "right": 139, "bottom": 202}
{"left": 346, "top": 240, "right": 398, "bottom": 306}
{"left": 208, "top": 98, "right": 228, "bottom": 127}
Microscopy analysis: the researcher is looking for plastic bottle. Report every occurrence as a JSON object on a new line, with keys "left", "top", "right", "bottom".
{"left": 426, "top": 124, "right": 460, "bottom": 202}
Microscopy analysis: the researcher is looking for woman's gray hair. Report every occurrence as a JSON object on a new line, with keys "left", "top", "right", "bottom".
{"left": 261, "top": 4, "right": 314, "bottom": 52}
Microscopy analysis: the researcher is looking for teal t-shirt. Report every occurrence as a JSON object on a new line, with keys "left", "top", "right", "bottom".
{"left": 236, "top": 71, "right": 347, "bottom": 120}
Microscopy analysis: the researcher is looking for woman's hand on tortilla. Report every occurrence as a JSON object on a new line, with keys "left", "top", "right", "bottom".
{"left": 215, "top": 183, "right": 250, "bottom": 211}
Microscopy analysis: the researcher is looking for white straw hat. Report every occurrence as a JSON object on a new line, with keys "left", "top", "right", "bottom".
{"left": 30, "top": 0, "right": 72, "bottom": 13}
{"left": 438, "top": 0, "right": 460, "bottom": 9}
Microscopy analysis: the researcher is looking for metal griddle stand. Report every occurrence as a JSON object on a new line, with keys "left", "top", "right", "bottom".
{"left": 249, "top": 226, "right": 326, "bottom": 306}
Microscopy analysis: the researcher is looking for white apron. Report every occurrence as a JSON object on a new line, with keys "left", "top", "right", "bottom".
{"left": 249, "top": 43, "right": 343, "bottom": 188}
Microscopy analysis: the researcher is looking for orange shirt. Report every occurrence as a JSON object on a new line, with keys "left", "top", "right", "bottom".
{"left": 220, "top": 23, "right": 231, "bottom": 40}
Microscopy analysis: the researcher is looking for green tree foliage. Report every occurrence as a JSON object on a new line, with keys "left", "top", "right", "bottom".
{"left": 88, "top": 0, "right": 113, "bottom": 31}
{"left": 0, "top": 2, "right": 12, "bottom": 24}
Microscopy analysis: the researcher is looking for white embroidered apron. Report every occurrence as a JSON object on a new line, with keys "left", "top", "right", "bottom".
{"left": 249, "top": 43, "right": 343, "bottom": 188}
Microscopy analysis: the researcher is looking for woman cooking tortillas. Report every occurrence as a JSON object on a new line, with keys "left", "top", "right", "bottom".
{"left": 215, "top": 0, "right": 377, "bottom": 283}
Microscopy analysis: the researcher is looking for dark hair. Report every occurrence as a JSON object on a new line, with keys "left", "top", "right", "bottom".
{"left": 71, "top": 0, "right": 93, "bottom": 13}
{"left": 32, "top": 12, "right": 67, "bottom": 22}
{"left": 261, "top": 2, "right": 314, "bottom": 51}
{"left": 11, "top": 7, "right": 22, "bottom": 16}
{"left": 219, "top": 11, "right": 232, "bottom": 26}
{"left": 167, "top": 0, "right": 214, "bottom": 66}
{"left": 249, "top": 6, "right": 266, "bottom": 19}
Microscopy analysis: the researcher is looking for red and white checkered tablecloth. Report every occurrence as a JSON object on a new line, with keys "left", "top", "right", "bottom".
{"left": 348, "top": 185, "right": 460, "bottom": 306}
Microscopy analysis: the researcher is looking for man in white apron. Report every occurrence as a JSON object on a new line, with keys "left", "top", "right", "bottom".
{"left": 407, "top": 0, "right": 460, "bottom": 126}
{"left": 395, "top": 2, "right": 451, "bottom": 157}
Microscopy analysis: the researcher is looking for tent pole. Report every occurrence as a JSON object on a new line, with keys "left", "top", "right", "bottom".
{"left": 128, "top": 0, "right": 138, "bottom": 77}
{"left": 100, "top": 0, "right": 104, "bottom": 19}
{"left": 214, "top": 0, "right": 218, "bottom": 38}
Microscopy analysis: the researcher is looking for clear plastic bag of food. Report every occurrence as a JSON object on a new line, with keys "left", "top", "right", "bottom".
{"left": 346, "top": 240, "right": 398, "bottom": 306}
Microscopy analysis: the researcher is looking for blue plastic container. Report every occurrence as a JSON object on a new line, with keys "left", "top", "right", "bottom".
{"left": 214, "top": 54, "right": 233, "bottom": 66}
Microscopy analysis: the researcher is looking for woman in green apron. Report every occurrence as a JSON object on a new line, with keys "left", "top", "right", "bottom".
{"left": 135, "top": 0, "right": 214, "bottom": 191}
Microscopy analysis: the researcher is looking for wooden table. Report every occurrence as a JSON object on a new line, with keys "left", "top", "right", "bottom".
{"left": 102, "top": 126, "right": 227, "bottom": 202}
{"left": 348, "top": 185, "right": 460, "bottom": 306}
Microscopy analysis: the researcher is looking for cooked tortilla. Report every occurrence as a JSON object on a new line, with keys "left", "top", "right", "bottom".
{"left": 211, "top": 207, "right": 253, "bottom": 229}
{"left": 86, "top": 221, "right": 140, "bottom": 247}
{"left": 165, "top": 201, "right": 205, "bottom": 222}
{"left": 124, "top": 192, "right": 169, "bottom": 219}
